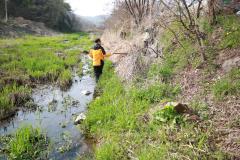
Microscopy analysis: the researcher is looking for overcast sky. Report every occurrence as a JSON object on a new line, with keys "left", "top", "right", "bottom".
{"left": 65, "top": 0, "right": 114, "bottom": 16}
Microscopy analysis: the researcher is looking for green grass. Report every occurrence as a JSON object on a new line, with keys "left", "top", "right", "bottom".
{"left": 133, "top": 83, "right": 180, "bottom": 103}
{"left": 0, "top": 84, "right": 31, "bottom": 117}
{"left": 154, "top": 105, "right": 184, "bottom": 124}
{"left": 157, "top": 15, "right": 240, "bottom": 77}
{"left": 59, "top": 69, "right": 72, "bottom": 89}
{"left": 217, "top": 15, "right": 240, "bottom": 49}
{"left": 1, "top": 126, "right": 49, "bottom": 160}
{"left": 83, "top": 61, "right": 227, "bottom": 160}
{"left": 0, "top": 32, "right": 92, "bottom": 81}
{"left": 157, "top": 22, "right": 200, "bottom": 78}
{"left": 148, "top": 62, "right": 174, "bottom": 82}
{"left": 81, "top": 13, "right": 239, "bottom": 160}
{"left": 213, "top": 68, "right": 240, "bottom": 100}
{"left": 77, "top": 62, "right": 83, "bottom": 77}
{"left": 0, "top": 32, "right": 93, "bottom": 119}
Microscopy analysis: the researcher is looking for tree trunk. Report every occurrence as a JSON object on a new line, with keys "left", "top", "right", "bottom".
{"left": 195, "top": 26, "right": 207, "bottom": 62}
{"left": 196, "top": 34, "right": 206, "bottom": 62}
{"left": 208, "top": 0, "right": 217, "bottom": 25}
{"left": 5, "top": 0, "right": 8, "bottom": 22}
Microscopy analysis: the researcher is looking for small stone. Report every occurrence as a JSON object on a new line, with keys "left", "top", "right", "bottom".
{"left": 237, "top": 11, "right": 240, "bottom": 16}
{"left": 166, "top": 102, "right": 190, "bottom": 114}
{"left": 74, "top": 113, "right": 86, "bottom": 125}
{"left": 166, "top": 102, "right": 179, "bottom": 107}
{"left": 222, "top": 57, "right": 240, "bottom": 72}
{"left": 61, "top": 123, "right": 67, "bottom": 128}
{"left": 72, "top": 100, "right": 79, "bottom": 106}
{"left": 63, "top": 39, "right": 69, "bottom": 43}
{"left": 174, "top": 103, "right": 190, "bottom": 114}
{"left": 81, "top": 90, "right": 92, "bottom": 96}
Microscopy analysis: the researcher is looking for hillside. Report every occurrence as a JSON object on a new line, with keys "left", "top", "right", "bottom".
{"left": 0, "top": 17, "right": 57, "bottom": 37}
{"left": 0, "top": 0, "right": 84, "bottom": 32}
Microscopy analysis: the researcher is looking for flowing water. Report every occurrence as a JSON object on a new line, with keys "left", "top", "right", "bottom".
{"left": 0, "top": 57, "right": 95, "bottom": 159}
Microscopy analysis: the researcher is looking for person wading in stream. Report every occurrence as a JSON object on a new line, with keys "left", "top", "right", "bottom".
{"left": 89, "top": 38, "right": 111, "bottom": 82}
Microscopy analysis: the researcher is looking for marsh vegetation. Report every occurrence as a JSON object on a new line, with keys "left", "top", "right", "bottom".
{"left": 0, "top": 32, "right": 96, "bottom": 159}
{"left": 0, "top": 33, "right": 92, "bottom": 120}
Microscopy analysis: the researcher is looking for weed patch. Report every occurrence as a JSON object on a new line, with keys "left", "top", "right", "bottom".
{"left": 0, "top": 126, "right": 49, "bottom": 160}
{"left": 133, "top": 83, "right": 180, "bottom": 103}
{"left": 217, "top": 15, "right": 240, "bottom": 49}
{"left": 59, "top": 69, "right": 72, "bottom": 90}
{"left": 154, "top": 105, "right": 184, "bottom": 124}
{"left": 0, "top": 84, "right": 31, "bottom": 120}
{"left": 77, "top": 62, "right": 83, "bottom": 77}
{"left": 212, "top": 68, "right": 240, "bottom": 100}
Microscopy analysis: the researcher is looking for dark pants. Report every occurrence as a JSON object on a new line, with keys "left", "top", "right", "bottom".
{"left": 93, "top": 61, "right": 104, "bottom": 82}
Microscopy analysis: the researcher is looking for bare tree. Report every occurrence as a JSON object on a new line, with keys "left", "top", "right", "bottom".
{"left": 159, "top": 0, "right": 207, "bottom": 62}
{"left": 105, "top": 1, "right": 132, "bottom": 31}
{"left": 5, "top": 0, "right": 8, "bottom": 22}
{"left": 124, "top": 0, "right": 156, "bottom": 26}
{"left": 208, "top": 0, "right": 221, "bottom": 25}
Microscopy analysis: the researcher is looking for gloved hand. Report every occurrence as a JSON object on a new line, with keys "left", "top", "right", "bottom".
{"left": 104, "top": 53, "right": 112, "bottom": 58}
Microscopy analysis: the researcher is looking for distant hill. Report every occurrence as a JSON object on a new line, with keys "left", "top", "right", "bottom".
{"left": 0, "top": 17, "right": 57, "bottom": 37}
{"left": 80, "top": 15, "right": 109, "bottom": 27}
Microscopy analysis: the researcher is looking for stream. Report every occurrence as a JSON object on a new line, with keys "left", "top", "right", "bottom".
{"left": 0, "top": 56, "right": 95, "bottom": 159}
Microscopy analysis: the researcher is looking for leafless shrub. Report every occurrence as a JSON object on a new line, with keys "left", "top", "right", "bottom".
{"left": 115, "top": 49, "right": 153, "bottom": 81}
{"left": 105, "top": 0, "right": 132, "bottom": 33}
{"left": 207, "top": 0, "right": 224, "bottom": 25}
{"left": 124, "top": 0, "right": 156, "bottom": 26}
{"left": 158, "top": 0, "right": 208, "bottom": 62}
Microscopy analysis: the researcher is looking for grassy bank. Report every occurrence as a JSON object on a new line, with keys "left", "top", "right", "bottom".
{"left": 83, "top": 62, "right": 227, "bottom": 160}
{"left": 0, "top": 33, "right": 93, "bottom": 119}
{"left": 83, "top": 15, "right": 240, "bottom": 159}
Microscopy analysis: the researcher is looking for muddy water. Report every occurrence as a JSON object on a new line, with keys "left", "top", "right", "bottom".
{"left": 0, "top": 57, "right": 95, "bottom": 159}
